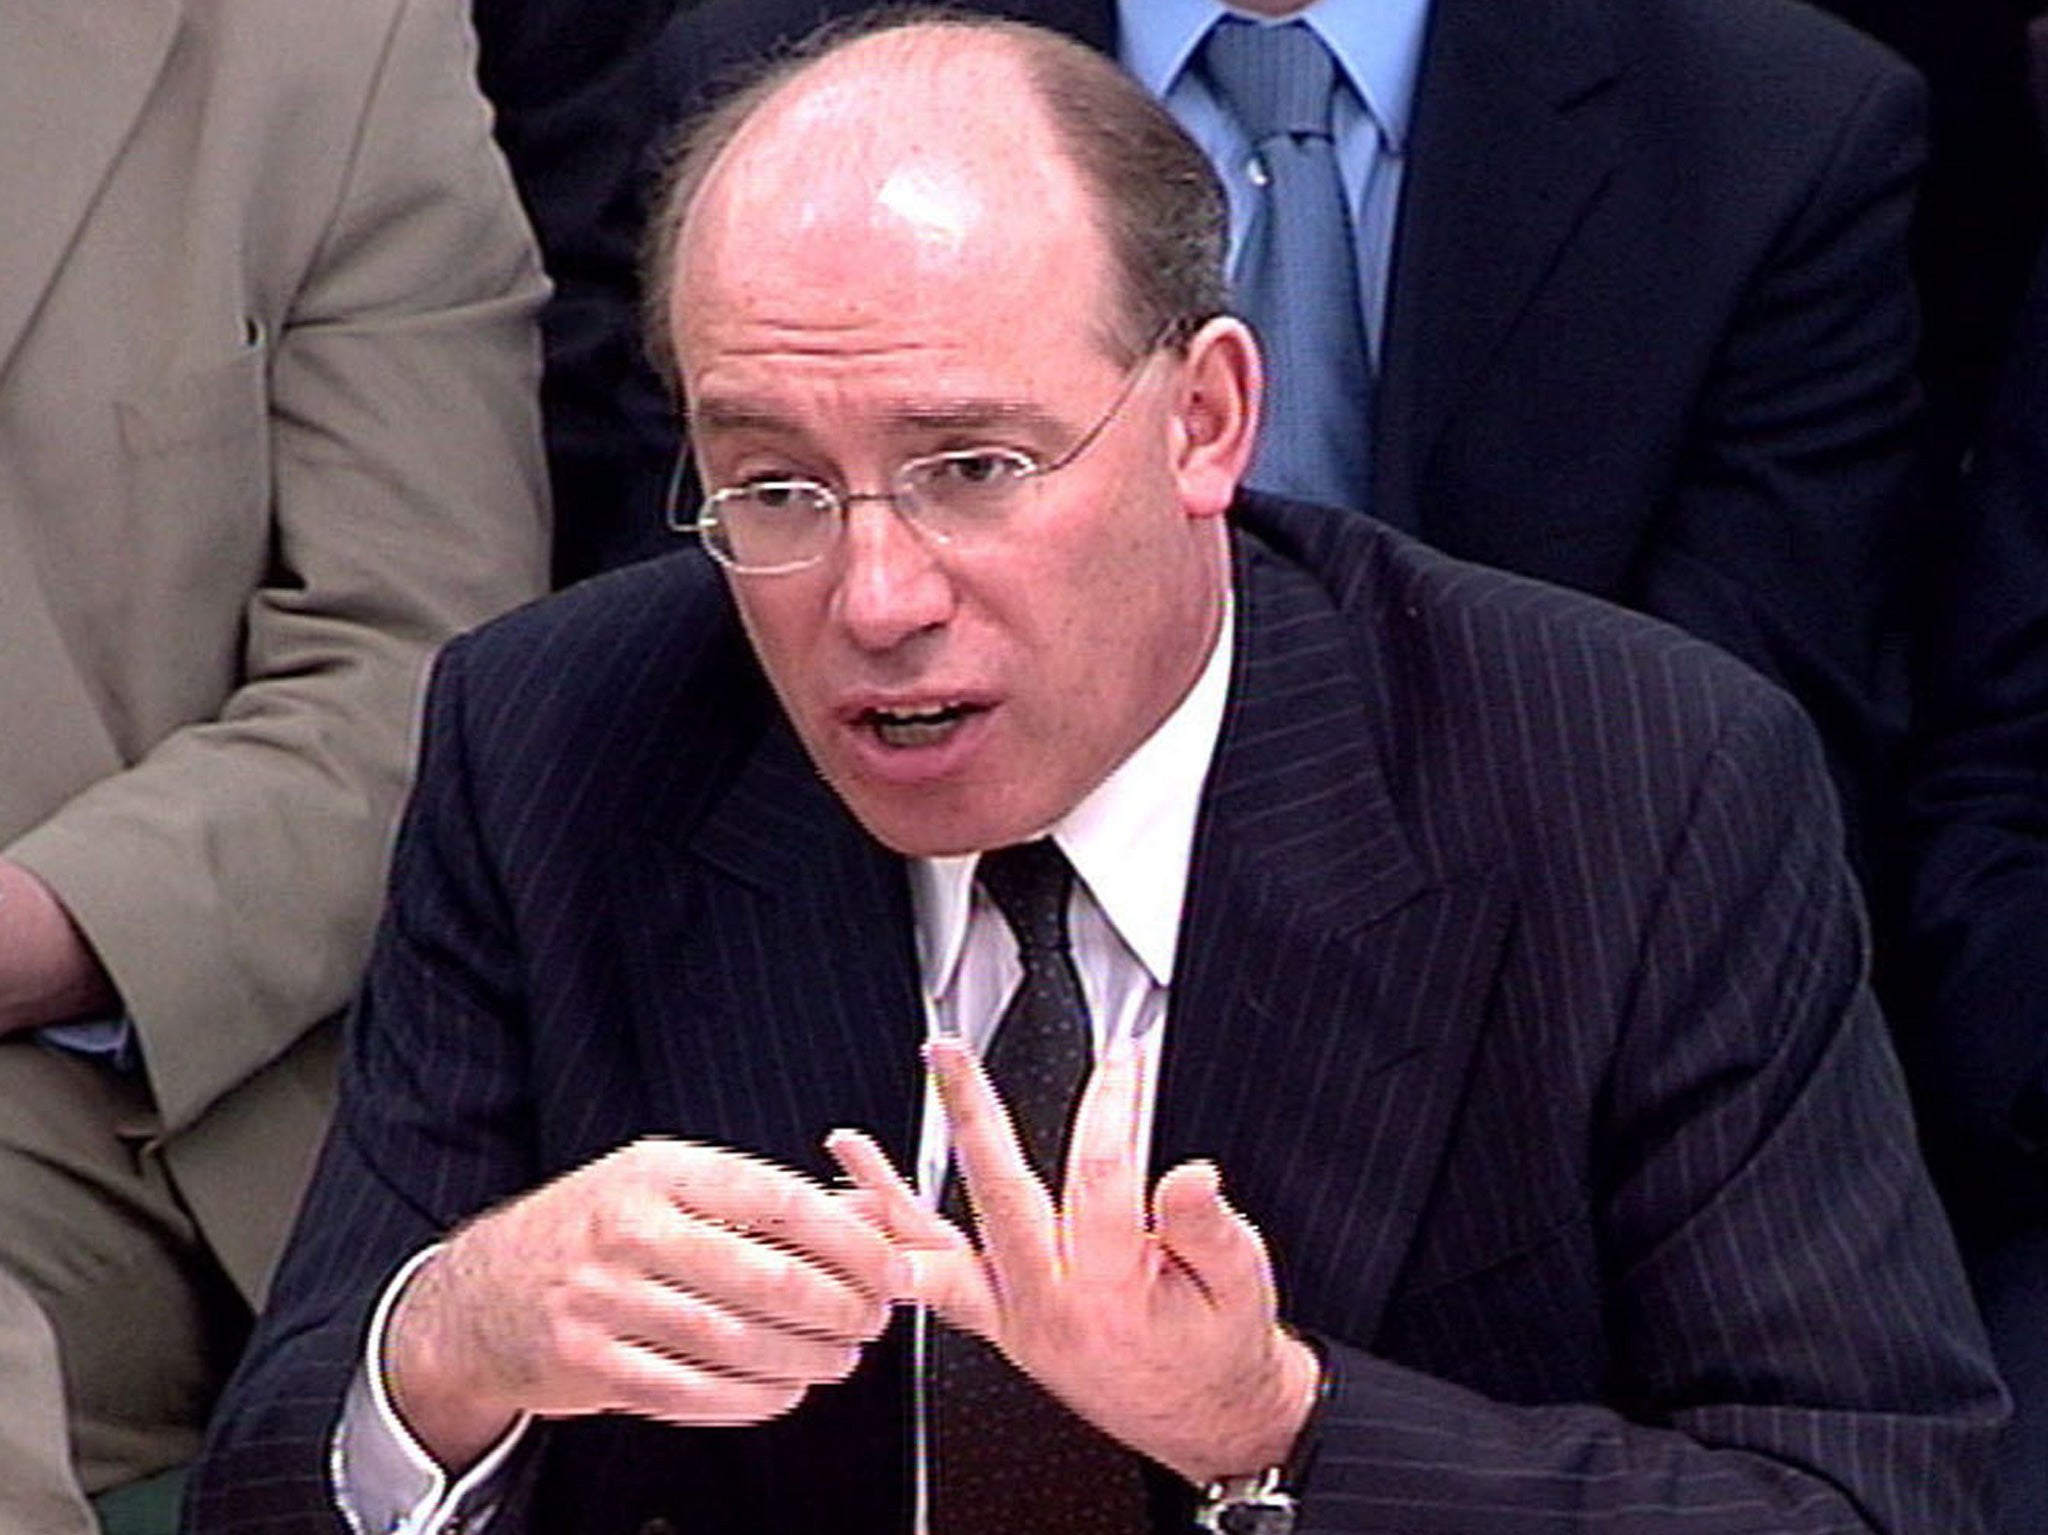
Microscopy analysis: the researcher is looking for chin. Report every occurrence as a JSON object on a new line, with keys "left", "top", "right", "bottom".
{"left": 842, "top": 789, "right": 1040, "bottom": 860}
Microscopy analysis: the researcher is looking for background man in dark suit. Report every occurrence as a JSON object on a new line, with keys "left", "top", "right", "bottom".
{"left": 192, "top": 15, "right": 2001, "bottom": 1533}
{"left": 1803, "top": 0, "right": 2045, "bottom": 486}
{"left": 1895, "top": 236, "right": 2048, "bottom": 1535}
{"left": 653, "top": 0, "right": 1928, "bottom": 874}
{"left": 469, "top": 0, "right": 688, "bottom": 586}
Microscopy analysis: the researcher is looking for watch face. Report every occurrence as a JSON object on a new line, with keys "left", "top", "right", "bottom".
{"left": 1220, "top": 1505, "right": 1296, "bottom": 1535}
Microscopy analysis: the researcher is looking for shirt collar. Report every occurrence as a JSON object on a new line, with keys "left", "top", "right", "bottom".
{"left": 913, "top": 591, "right": 1236, "bottom": 996}
{"left": 1117, "top": 0, "right": 1432, "bottom": 154}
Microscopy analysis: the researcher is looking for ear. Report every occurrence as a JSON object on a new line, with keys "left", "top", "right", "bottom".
{"left": 1168, "top": 316, "right": 1261, "bottom": 522}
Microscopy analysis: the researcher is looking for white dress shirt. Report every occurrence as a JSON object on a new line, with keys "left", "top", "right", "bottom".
{"left": 333, "top": 608, "right": 1235, "bottom": 1533}
{"left": 1118, "top": 0, "right": 1434, "bottom": 365}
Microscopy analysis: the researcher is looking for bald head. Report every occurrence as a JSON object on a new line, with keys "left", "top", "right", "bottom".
{"left": 645, "top": 12, "right": 1229, "bottom": 392}
{"left": 674, "top": 26, "right": 1106, "bottom": 373}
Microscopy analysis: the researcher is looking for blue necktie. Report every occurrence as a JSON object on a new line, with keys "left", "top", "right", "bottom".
{"left": 1201, "top": 18, "right": 1375, "bottom": 513}
{"left": 930, "top": 842, "right": 1148, "bottom": 1533}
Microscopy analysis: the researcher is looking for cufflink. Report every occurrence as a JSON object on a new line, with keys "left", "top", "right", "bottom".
{"left": 1195, "top": 1466, "right": 1296, "bottom": 1534}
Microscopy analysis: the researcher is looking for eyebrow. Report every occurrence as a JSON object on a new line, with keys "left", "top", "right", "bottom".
{"left": 690, "top": 398, "right": 1068, "bottom": 439}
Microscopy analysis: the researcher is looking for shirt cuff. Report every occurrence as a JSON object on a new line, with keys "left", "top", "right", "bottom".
{"left": 37, "top": 1016, "right": 140, "bottom": 1073}
{"left": 330, "top": 1244, "right": 531, "bottom": 1535}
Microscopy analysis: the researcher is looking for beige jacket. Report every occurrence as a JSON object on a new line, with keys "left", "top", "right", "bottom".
{"left": 0, "top": 0, "right": 550, "bottom": 1300}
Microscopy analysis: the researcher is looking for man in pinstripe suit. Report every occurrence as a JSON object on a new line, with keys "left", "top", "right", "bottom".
{"left": 192, "top": 15, "right": 2003, "bottom": 1533}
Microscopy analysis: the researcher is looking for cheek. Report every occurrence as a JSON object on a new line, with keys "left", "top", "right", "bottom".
{"left": 732, "top": 586, "right": 825, "bottom": 709}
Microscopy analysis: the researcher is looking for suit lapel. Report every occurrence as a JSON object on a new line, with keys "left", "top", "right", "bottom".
{"left": 623, "top": 717, "right": 926, "bottom": 1177}
{"left": 0, "top": 0, "right": 179, "bottom": 387}
{"left": 1374, "top": 0, "right": 1620, "bottom": 534}
{"left": 1156, "top": 520, "right": 1513, "bottom": 1343}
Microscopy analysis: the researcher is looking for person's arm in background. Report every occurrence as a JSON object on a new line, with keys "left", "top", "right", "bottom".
{"left": 5, "top": 0, "right": 549, "bottom": 1149}
{"left": 0, "top": 859, "right": 115, "bottom": 1036}
{"left": 1638, "top": 46, "right": 1925, "bottom": 882}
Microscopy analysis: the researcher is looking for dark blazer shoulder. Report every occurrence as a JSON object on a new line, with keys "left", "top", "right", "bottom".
{"left": 1621, "top": 0, "right": 1925, "bottom": 151}
{"left": 1239, "top": 488, "right": 1785, "bottom": 715}
{"left": 430, "top": 549, "right": 771, "bottom": 840}
{"left": 1233, "top": 490, "right": 1836, "bottom": 869}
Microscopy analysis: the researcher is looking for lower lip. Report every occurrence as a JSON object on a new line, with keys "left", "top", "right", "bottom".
{"left": 838, "top": 706, "right": 996, "bottom": 787}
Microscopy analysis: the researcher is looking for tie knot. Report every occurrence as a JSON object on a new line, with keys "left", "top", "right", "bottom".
{"left": 977, "top": 840, "right": 1076, "bottom": 957}
{"left": 1200, "top": 18, "right": 1339, "bottom": 143}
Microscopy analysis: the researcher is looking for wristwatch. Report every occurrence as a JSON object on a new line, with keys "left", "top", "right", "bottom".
{"left": 1194, "top": 1466, "right": 1297, "bottom": 1534}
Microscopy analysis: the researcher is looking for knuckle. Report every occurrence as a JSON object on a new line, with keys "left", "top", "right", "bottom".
{"left": 1071, "top": 1149, "right": 1122, "bottom": 1188}
{"left": 756, "top": 1250, "right": 809, "bottom": 1308}
{"left": 754, "top": 1176, "right": 804, "bottom": 1238}
{"left": 584, "top": 1194, "right": 661, "bottom": 1264}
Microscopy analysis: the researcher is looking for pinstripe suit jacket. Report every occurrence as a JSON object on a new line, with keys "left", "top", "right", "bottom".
{"left": 191, "top": 493, "right": 2001, "bottom": 1532}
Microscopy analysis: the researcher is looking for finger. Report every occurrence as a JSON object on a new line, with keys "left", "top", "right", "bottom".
{"left": 631, "top": 1140, "right": 901, "bottom": 1307}
{"left": 593, "top": 1193, "right": 890, "bottom": 1345}
{"left": 822, "top": 1127, "right": 1003, "bottom": 1332}
{"left": 824, "top": 1129, "right": 962, "bottom": 1252}
{"left": 588, "top": 1336, "right": 817, "bottom": 1429}
{"left": 604, "top": 1274, "right": 870, "bottom": 1389}
{"left": 1060, "top": 1037, "right": 1147, "bottom": 1277}
{"left": 830, "top": 1184, "right": 888, "bottom": 1233}
{"left": 1153, "top": 1160, "right": 1278, "bottom": 1317}
{"left": 927, "top": 1038, "right": 1059, "bottom": 1285}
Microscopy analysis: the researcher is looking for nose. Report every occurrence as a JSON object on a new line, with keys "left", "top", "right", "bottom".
{"left": 831, "top": 495, "right": 955, "bottom": 652}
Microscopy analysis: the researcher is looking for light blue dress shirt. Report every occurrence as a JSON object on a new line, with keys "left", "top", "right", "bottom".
{"left": 1117, "top": 0, "right": 1433, "bottom": 366}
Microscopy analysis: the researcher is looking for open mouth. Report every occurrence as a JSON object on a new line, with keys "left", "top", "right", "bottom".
{"left": 862, "top": 701, "right": 983, "bottom": 748}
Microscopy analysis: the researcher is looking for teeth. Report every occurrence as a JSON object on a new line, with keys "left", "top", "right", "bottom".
{"left": 875, "top": 704, "right": 960, "bottom": 726}
{"left": 869, "top": 703, "right": 970, "bottom": 747}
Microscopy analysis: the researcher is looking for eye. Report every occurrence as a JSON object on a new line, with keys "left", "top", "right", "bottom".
{"left": 738, "top": 477, "right": 828, "bottom": 512}
{"left": 917, "top": 449, "right": 1035, "bottom": 490}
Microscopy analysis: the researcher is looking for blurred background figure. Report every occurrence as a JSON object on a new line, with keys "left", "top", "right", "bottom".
{"left": 1895, "top": 234, "right": 2048, "bottom": 1535}
{"left": 472, "top": 0, "right": 689, "bottom": 584}
{"left": 0, "top": 0, "right": 548, "bottom": 1527}
{"left": 1806, "top": 0, "right": 2044, "bottom": 493}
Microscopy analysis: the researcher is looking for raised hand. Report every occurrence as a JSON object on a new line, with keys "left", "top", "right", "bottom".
{"left": 828, "top": 1038, "right": 1319, "bottom": 1487}
{"left": 384, "top": 1137, "right": 904, "bottom": 1469}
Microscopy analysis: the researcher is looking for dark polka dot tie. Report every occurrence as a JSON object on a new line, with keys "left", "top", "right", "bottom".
{"left": 930, "top": 840, "right": 1150, "bottom": 1532}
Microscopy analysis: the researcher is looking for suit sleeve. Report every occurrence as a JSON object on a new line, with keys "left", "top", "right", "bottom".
{"left": 1287, "top": 688, "right": 2005, "bottom": 1532}
{"left": 8, "top": 0, "right": 550, "bottom": 1135}
{"left": 1638, "top": 56, "right": 1924, "bottom": 877}
{"left": 186, "top": 635, "right": 554, "bottom": 1534}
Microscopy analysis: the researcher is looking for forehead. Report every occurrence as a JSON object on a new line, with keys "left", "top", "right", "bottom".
{"left": 671, "top": 33, "right": 1120, "bottom": 395}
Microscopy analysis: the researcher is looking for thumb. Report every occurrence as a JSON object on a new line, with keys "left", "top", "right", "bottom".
{"left": 1153, "top": 1160, "right": 1277, "bottom": 1313}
